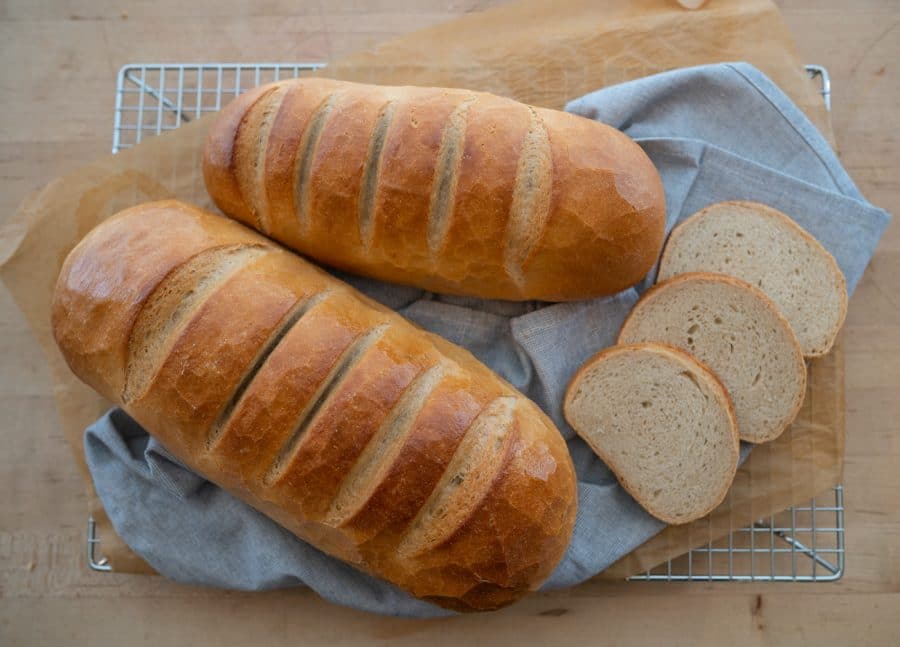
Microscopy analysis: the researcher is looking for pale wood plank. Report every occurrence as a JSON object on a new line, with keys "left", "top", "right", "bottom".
{"left": 0, "top": 0, "right": 898, "bottom": 644}
{"left": 2, "top": 593, "right": 899, "bottom": 646}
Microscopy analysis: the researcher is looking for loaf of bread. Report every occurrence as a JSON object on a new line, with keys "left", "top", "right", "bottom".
{"left": 658, "top": 201, "right": 847, "bottom": 357}
{"left": 52, "top": 200, "right": 577, "bottom": 611}
{"left": 203, "top": 78, "right": 666, "bottom": 301}
{"left": 619, "top": 273, "right": 807, "bottom": 444}
{"left": 564, "top": 343, "right": 739, "bottom": 524}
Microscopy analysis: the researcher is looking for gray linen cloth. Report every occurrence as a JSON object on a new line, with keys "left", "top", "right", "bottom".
{"left": 84, "top": 63, "right": 890, "bottom": 617}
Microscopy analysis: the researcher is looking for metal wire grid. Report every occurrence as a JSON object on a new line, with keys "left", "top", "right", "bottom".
{"left": 629, "top": 485, "right": 844, "bottom": 582}
{"left": 89, "top": 62, "right": 843, "bottom": 582}
{"left": 112, "top": 63, "right": 326, "bottom": 153}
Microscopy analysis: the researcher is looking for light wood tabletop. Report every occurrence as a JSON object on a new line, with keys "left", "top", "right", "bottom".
{"left": 1, "top": 1, "right": 898, "bottom": 644}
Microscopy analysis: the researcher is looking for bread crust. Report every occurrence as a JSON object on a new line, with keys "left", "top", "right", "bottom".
{"left": 619, "top": 272, "right": 808, "bottom": 443}
{"left": 658, "top": 200, "right": 848, "bottom": 357}
{"left": 563, "top": 342, "right": 740, "bottom": 525}
{"left": 52, "top": 201, "right": 577, "bottom": 611}
{"left": 203, "top": 78, "right": 666, "bottom": 301}
{"left": 50, "top": 201, "right": 263, "bottom": 402}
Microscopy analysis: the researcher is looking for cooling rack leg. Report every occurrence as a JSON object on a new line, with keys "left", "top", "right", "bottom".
{"left": 87, "top": 516, "right": 112, "bottom": 572}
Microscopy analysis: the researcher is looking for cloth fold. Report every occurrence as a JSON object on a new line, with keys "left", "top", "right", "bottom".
{"left": 84, "top": 63, "right": 890, "bottom": 617}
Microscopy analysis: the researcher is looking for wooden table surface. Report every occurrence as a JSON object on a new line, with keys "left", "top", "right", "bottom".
{"left": 1, "top": 1, "right": 898, "bottom": 644}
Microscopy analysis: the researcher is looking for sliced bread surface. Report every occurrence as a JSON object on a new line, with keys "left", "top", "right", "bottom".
{"left": 619, "top": 273, "right": 806, "bottom": 443}
{"left": 564, "top": 343, "right": 739, "bottom": 525}
{"left": 658, "top": 200, "right": 847, "bottom": 356}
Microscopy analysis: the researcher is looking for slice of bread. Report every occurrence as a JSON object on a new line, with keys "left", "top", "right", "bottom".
{"left": 658, "top": 201, "right": 847, "bottom": 356}
{"left": 564, "top": 343, "right": 739, "bottom": 524}
{"left": 619, "top": 273, "right": 806, "bottom": 443}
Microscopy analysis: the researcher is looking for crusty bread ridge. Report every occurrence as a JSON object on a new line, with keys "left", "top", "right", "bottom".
{"left": 658, "top": 200, "right": 847, "bottom": 356}
{"left": 618, "top": 273, "right": 807, "bottom": 444}
{"left": 203, "top": 78, "right": 667, "bottom": 302}
{"left": 564, "top": 343, "right": 739, "bottom": 524}
{"left": 51, "top": 200, "right": 577, "bottom": 612}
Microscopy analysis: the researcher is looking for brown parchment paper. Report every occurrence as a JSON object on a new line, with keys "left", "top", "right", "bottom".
{"left": 0, "top": 0, "right": 842, "bottom": 579}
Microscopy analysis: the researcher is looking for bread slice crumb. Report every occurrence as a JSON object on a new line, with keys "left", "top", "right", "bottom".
{"left": 619, "top": 272, "right": 807, "bottom": 443}
{"left": 564, "top": 342, "right": 739, "bottom": 524}
{"left": 658, "top": 201, "right": 847, "bottom": 357}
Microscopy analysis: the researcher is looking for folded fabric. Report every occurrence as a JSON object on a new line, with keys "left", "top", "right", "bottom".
{"left": 85, "top": 62, "right": 890, "bottom": 617}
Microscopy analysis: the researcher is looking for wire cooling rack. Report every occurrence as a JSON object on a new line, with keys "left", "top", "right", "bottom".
{"left": 89, "top": 62, "right": 843, "bottom": 582}
{"left": 111, "top": 63, "right": 326, "bottom": 152}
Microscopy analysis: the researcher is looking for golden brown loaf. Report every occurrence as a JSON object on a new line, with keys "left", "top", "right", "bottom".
{"left": 203, "top": 78, "right": 666, "bottom": 301}
{"left": 51, "top": 201, "right": 577, "bottom": 612}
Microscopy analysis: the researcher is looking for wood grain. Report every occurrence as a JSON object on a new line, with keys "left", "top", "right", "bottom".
{"left": 1, "top": 1, "right": 898, "bottom": 644}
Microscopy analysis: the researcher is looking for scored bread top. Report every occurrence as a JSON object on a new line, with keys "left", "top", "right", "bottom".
{"left": 51, "top": 200, "right": 577, "bottom": 612}
{"left": 658, "top": 200, "right": 848, "bottom": 356}
{"left": 618, "top": 273, "right": 807, "bottom": 444}
{"left": 51, "top": 201, "right": 264, "bottom": 402}
{"left": 564, "top": 343, "right": 739, "bottom": 525}
{"left": 203, "top": 77, "right": 666, "bottom": 301}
